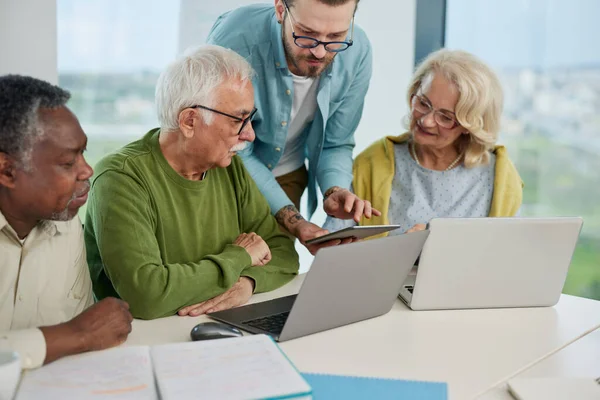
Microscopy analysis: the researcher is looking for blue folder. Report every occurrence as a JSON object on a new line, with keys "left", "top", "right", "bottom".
{"left": 302, "top": 373, "right": 447, "bottom": 399}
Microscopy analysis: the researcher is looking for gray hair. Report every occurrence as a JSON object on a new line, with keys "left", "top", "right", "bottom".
{"left": 0, "top": 75, "right": 70, "bottom": 168}
{"left": 155, "top": 45, "right": 255, "bottom": 132}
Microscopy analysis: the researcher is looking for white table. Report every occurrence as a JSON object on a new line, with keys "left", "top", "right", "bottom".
{"left": 126, "top": 275, "right": 600, "bottom": 400}
{"left": 476, "top": 328, "right": 600, "bottom": 399}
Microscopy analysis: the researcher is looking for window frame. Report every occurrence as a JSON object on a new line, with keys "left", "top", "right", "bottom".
{"left": 414, "top": 0, "right": 446, "bottom": 66}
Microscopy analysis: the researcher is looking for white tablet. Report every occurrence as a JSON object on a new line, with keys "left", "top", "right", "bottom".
{"left": 305, "top": 225, "right": 401, "bottom": 245}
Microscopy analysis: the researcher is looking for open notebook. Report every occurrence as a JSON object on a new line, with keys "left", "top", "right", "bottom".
{"left": 15, "top": 335, "right": 311, "bottom": 400}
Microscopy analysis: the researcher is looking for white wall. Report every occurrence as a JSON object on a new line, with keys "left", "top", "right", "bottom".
{"left": 353, "top": 0, "right": 416, "bottom": 155}
{"left": 0, "top": 0, "right": 58, "bottom": 83}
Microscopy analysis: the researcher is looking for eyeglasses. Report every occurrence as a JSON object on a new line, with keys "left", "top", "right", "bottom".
{"left": 411, "top": 94, "right": 460, "bottom": 129}
{"left": 282, "top": 0, "right": 354, "bottom": 53}
{"left": 191, "top": 105, "right": 257, "bottom": 135}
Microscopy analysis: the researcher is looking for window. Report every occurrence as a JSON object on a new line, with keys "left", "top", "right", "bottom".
{"left": 58, "top": 0, "right": 181, "bottom": 216}
{"left": 444, "top": 0, "right": 600, "bottom": 299}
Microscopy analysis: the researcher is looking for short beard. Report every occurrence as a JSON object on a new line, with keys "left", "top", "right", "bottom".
{"left": 282, "top": 22, "right": 335, "bottom": 78}
{"left": 50, "top": 180, "right": 90, "bottom": 221}
{"left": 50, "top": 207, "right": 72, "bottom": 222}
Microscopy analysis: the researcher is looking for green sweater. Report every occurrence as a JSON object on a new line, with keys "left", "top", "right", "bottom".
{"left": 84, "top": 129, "right": 299, "bottom": 319}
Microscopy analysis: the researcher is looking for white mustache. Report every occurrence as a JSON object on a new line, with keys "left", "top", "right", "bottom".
{"left": 230, "top": 142, "right": 248, "bottom": 152}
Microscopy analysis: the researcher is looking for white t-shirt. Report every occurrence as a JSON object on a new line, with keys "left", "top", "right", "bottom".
{"left": 272, "top": 73, "right": 320, "bottom": 177}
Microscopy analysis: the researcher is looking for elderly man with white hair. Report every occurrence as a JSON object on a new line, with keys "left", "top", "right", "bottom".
{"left": 84, "top": 45, "right": 299, "bottom": 320}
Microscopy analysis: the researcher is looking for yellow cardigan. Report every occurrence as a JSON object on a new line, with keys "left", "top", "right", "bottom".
{"left": 353, "top": 133, "right": 523, "bottom": 236}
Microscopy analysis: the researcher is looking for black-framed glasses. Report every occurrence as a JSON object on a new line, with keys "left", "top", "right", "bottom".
{"left": 282, "top": 0, "right": 354, "bottom": 53}
{"left": 410, "top": 94, "right": 460, "bottom": 130}
{"left": 191, "top": 105, "right": 257, "bottom": 135}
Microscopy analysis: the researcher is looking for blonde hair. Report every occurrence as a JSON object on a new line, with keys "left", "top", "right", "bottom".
{"left": 407, "top": 49, "right": 503, "bottom": 168}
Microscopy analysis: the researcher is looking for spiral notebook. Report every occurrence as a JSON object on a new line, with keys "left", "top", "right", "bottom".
{"left": 302, "top": 373, "right": 447, "bottom": 399}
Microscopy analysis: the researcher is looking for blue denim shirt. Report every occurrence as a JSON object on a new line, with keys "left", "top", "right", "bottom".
{"left": 207, "top": 4, "right": 372, "bottom": 218}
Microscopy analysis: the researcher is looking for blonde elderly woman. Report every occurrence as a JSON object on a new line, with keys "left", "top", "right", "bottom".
{"left": 324, "top": 49, "right": 522, "bottom": 235}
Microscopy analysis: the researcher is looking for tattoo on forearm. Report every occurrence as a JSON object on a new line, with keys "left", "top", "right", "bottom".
{"left": 286, "top": 213, "right": 304, "bottom": 225}
{"left": 275, "top": 205, "right": 305, "bottom": 228}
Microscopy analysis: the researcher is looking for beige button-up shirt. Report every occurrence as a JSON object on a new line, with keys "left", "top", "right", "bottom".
{"left": 0, "top": 209, "right": 93, "bottom": 369}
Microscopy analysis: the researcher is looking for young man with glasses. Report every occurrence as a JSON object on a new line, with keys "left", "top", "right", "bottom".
{"left": 208, "top": 0, "right": 378, "bottom": 254}
{"left": 84, "top": 46, "right": 299, "bottom": 319}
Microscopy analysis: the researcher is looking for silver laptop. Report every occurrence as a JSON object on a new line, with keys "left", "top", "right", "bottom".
{"left": 399, "top": 217, "right": 583, "bottom": 310}
{"left": 208, "top": 230, "right": 429, "bottom": 341}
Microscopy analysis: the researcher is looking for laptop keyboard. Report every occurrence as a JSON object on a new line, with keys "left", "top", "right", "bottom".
{"left": 242, "top": 311, "right": 290, "bottom": 335}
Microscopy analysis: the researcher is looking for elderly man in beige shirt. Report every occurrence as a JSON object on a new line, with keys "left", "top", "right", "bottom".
{"left": 0, "top": 75, "right": 133, "bottom": 369}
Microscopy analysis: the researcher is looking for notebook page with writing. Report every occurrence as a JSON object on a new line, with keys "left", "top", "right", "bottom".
{"left": 15, "top": 346, "right": 156, "bottom": 400}
{"left": 150, "top": 334, "right": 311, "bottom": 400}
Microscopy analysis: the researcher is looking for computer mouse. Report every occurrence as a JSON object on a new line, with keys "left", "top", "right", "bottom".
{"left": 190, "top": 321, "right": 243, "bottom": 341}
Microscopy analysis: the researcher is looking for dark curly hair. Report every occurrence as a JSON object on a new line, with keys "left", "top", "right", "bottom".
{"left": 0, "top": 75, "right": 70, "bottom": 167}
